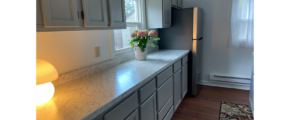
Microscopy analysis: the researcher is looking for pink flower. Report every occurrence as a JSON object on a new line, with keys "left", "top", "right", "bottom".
{"left": 143, "top": 30, "right": 148, "bottom": 35}
{"left": 131, "top": 32, "right": 137, "bottom": 38}
{"left": 148, "top": 30, "right": 158, "bottom": 37}
{"left": 137, "top": 31, "right": 146, "bottom": 37}
{"left": 133, "top": 30, "right": 138, "bottom": 33}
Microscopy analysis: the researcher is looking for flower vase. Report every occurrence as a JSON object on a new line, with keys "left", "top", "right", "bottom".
{"left": 134, "top": 46, "right": 147, "bottom": 61}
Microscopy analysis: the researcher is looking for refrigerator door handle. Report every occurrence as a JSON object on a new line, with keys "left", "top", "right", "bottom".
{"left": 192, "top": 37, "right": 203, "bottom": 41}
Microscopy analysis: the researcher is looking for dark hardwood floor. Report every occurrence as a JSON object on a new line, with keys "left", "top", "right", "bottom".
{"left": 172, "top": 85, "right": 250, "bottom": 120}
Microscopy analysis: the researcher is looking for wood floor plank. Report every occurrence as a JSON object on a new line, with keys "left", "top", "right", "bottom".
{"left": 171, "top": 85, "right": 250, "bottom": 120}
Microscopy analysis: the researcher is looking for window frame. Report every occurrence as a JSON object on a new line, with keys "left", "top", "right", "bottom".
{"left": 109, "top": 0, "right": 146, "bottom": 57}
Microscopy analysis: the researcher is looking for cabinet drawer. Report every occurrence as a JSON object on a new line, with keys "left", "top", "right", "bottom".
{"left": 182, "top": 55, "right": 188, "bottom": 65}
{"left": 139, "top": 79, "right": 156, "bottom": 104}
{"left": 173, "top": 60, "right": 182, "bottom": 73}
{"left": 158, "top": 96, "right": 173, "bottom": 120}
{"left": 125, "top": 109, "right": 139, "bottom": 120}
{"left": 163, "top": 106, "right": 174, "bottom": 120}
{"left": 157, "top": 77, "right": 173, "bottom": 111}
{"left": 157, "top": 66, "right": 173, "bottom": 87}
{"left": 104, "top": 92, "right": 139, "bottom": 120}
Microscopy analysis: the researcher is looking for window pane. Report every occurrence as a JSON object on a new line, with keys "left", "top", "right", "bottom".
{"left": 125, "top": 0, "right": 138, "bottom": 22}
{"left": 114, "top": 26, "right": 137, "bottom": 50}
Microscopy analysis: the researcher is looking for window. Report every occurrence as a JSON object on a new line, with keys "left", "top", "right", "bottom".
{"left": 230, "top": 0, "right": 254, "bottom": 48}
{"left": 113, "top": 0, "right": 144, "bottom": 50}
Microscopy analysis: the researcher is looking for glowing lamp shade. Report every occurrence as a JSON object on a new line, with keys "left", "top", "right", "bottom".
{"left": 36, "top": 59, "right": 58, "bottom": 105}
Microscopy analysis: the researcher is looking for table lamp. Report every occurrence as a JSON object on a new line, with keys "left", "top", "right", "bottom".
{"left": 36, "top": 59, "right": 58, "bottom": 105}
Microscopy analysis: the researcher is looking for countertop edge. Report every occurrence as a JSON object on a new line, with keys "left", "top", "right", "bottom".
{"left": 81, "top": 50, "right": 190, "bottom": 120}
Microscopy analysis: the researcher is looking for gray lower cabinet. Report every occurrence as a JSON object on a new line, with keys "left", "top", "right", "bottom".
{"left": 173, "top": 69, "right": 182, "bottom": 111}
{"left": 139, "top": 79, "right": 156, "bottom": 104}
{"left": 163, "top": 106, "right": 174, "bottom": 120}
{"left": 98, "top": 55, "right": 189, "bottom": 120}
{"left": 157, "top": 96, "right": 173, "bottom": 120}
{"left": 140, "top": 93, "right": 157, "bottom": 120}
{"left": 182, "top": 63, "right": 188, "bottom": 98}
{"left": 157, "top": 77, "right": 174, "bottom": 111}
{"left": 125, "top": 109, "right": 139, "bottom": 120}
{"left": 104, "top": 92, "right": 139, "bottom": 120}
{"left": 157, "top": 66, "right": 173, "bottom": 88}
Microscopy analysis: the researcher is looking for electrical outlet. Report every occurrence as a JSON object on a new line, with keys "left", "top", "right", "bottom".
{"left": 95, "top": 47, "right": 100, "bottom": 58}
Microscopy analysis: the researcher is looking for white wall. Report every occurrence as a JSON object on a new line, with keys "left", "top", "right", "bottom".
{"left": 37, "top": 30, "right": 112, "bottom": 74}
{"left": 182, "top": 0, "right": 254, "bottom": 82}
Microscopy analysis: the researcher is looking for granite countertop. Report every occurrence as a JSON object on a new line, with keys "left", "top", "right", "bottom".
{"left": 36, "top": 50, "right": 189, "bottom": 120}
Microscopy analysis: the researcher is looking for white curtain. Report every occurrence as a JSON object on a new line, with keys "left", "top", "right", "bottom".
{"left": 230, "top": 0, "right": 254, "bottom": 48}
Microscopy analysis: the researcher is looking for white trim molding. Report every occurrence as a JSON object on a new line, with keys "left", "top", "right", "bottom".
{"left": 199, "top": 80, "right": 250, "bottom": 90}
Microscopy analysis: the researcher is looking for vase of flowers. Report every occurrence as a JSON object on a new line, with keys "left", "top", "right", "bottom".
{"left": 129, "top": 30, "right": 160, "bottom": 60}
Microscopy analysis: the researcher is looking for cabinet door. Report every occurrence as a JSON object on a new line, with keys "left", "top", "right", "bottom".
{"left": 82, "top": 0, "right": 109, "bottom": 27}
{"left": 177, "top": 0, "right": 182, "bottom": 8}
{"left": 163, "top": 0, "right": 171, "bottom": 27}
{"left": 182, "top": 63, "right": 188, "bottom": 98}
{"left": 157, "top": 77, "right": 173, "bottom": 111}
{"left": 140, "top": 93, "right": 157, "bottom": 120}
{"left": 172, "top": 0, "right": 178, "bottom": 6}
{"left": 104, "top": 93, "right": 139, "bottom": 120}
{"left": 108, "top": 0, "right": 126, "bottom": 27}
{"left": 40, "top": 0, "right": 79, "bottom": 27}
{"left": 173, "top": 69, "right": 182, "bottom": 111}
{"left": 125, "top": 109, "right": 139, "bottom": 120}
{"left": 37, "top": 0, "right": 43, "bottom": 24}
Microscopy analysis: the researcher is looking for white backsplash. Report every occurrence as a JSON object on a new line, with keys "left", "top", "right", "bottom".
{"left": 52, "top": 46, "right": 159, "bottom": 86}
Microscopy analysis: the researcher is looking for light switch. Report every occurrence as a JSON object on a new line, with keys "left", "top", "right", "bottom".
{"left": 95, "top": 47, "right": 100, "bottom": 58}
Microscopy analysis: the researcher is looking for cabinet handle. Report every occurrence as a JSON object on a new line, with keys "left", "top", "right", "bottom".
{"left": 81, "top": 11, "right": 84, "bottom": 19}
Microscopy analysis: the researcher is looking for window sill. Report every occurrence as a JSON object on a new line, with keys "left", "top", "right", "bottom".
{"left": 115, "top": 47, "right": 134, "bottom": 55}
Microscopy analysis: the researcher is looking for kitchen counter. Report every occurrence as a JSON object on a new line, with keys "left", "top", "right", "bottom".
{"left": 36, "top": 50, "right": 189, "bottom": 120}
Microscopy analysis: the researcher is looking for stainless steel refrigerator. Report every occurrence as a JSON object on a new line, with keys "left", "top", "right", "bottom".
{"left": 159, "top": 7, "right": 204, "bottom": 97}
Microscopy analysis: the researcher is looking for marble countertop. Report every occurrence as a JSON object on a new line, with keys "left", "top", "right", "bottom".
{"left": 36, "top": 50, "right": 189, "bottom": 120}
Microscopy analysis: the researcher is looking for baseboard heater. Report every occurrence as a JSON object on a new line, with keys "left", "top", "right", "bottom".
{"left": 209, "top": 74, "right": 251, "bottom": 85}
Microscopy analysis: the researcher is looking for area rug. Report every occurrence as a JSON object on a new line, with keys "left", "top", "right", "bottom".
{"left": 219, "top": 101, "right": 253, "bottom": 120}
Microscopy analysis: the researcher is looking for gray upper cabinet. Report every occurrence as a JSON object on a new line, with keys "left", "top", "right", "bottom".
{"left": 146, "top": 0, "right": 171, "bottom": 29}
{"left": 172, "top": 0, "right": 182, "bottom": 8}
{"left": 177, "top": 0, "right": 182, "bottom": 8}
{"left": 108, "top": 0, "right": 126, "bottom": 27}
{"left": 40, "top": 0, "right": 79, "bottom": 27}
{"left": 37, "top": 0, "right": 126, "bottom": 31}
{"left": 37, "top": 0, "right": 43, "bottom": 24}
{"left": 82, "top": 0, "right": 109, "bottom": 27}
{"left": 172, "top": 0, "right": 178, "bottom": 6}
